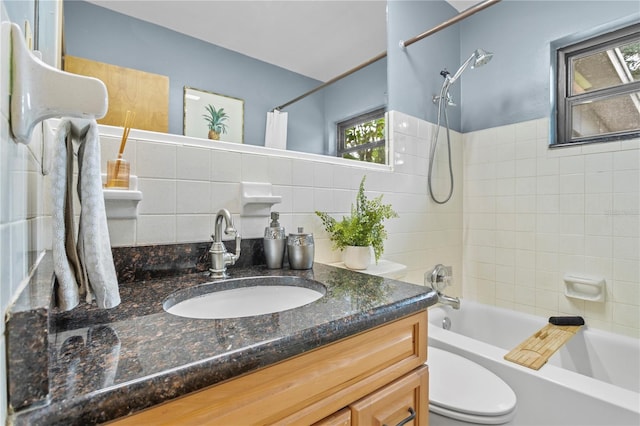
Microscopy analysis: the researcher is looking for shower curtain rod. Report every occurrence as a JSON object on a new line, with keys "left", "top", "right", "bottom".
{"left": 400, "top": 0, "right": 501, "bottom": 48}
{"left": 274, "top": 0, "right": 501, "bottom": 111}
{"left": 274, "top": 51, "right": 387, "bottom": 111}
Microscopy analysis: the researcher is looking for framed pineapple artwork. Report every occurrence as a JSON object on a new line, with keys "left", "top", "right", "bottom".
{"left": 183, "top": 86, "right": 244, "bottom": 143}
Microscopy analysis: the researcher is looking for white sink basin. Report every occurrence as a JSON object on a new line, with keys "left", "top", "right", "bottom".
{"left": 164, "top": 276, "right": 325, "bottom": 319}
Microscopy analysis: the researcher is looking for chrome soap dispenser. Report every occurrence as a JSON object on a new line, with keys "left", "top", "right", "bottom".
{"left": 264, "top": 212, "right": 286, "bottom": 269}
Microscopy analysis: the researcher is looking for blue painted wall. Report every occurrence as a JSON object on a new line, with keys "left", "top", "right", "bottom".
{"left": 460, "top": 0, "right": 639, "bottom": 133}
{"left": 63, "top": 0, "right": 324, "bottom": 149}
{"left": 276, "top": 56, "right": 387, "bottom": 156}
{"left": 388, "top": 0, "right": 639, "bottom": 133}
{"left": 63, "top": 1, "right": 387, "bottom": 156}
{"left": 323, "top": 57, "right": 387, "bottom": 155}
{"left": 388, "top": 0, "right": 461, "bottom": 130}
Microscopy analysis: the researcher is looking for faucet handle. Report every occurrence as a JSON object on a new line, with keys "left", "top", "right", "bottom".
{"left": 427, "top": 264, "right": 444, "bottom": 284}
{"left": 443, "top": 274, "right": 452, "bottom": 288}
{"left": 222, "top": 232, "right": 242, "bottom": 268}
{"left": 426, "top": 264, "right": 453, "bottom": 292}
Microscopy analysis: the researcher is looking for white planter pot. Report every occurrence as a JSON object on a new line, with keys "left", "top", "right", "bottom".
{"left": 343, "top": 246, "right": 372, "bottom": 270}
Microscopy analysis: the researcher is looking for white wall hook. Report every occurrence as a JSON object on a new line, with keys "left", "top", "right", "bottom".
{"left": 8, "top": 22, "right": 108, "bottom": 144}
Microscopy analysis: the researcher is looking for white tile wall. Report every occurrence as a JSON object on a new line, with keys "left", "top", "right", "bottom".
{"left": 0, "top": 10, "right": 50, "bottom": 423}
{"left": 76, "top": 112, "right": 463, "bottom": 296}
{"left": 464, "top": 118, "right": 640, "bottom": 338}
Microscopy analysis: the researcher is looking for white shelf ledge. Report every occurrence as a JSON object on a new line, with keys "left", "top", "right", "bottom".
{"left": 241, "top": 182, "right": 282, "bottom": 217}
{"left": 102, "top": 175, "right": 142, "bottom": 219}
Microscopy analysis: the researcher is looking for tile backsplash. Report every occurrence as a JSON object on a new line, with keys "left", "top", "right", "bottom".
{"left": 73, "top": 112, "right": 464, "bottom": 292}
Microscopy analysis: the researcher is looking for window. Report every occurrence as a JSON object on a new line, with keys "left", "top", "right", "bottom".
{"left": 337, "top": 108, "right": 386, "bottom": 164}
{"left": 555, "top": 23, "right": 640, "bottom": 145}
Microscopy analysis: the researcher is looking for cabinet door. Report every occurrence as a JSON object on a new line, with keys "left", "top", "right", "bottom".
{"left": 350, "top": 365, "right": 428, "bottom": 426}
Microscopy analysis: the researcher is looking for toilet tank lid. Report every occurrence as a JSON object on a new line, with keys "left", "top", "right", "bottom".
{"left": 428, "top": 346, "right": 517, "bottom": 417}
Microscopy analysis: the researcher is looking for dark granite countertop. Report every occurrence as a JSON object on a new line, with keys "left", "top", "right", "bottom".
{"left": 8, "top": 243, "right": 436, "bottom": 425}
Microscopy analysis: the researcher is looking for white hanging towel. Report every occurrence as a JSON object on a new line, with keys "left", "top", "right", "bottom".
{"left": 264, "top": 109, "right": 288, "bottom": 150}
{"left": 51, "top": 119, "right": 121, "bottom": 311}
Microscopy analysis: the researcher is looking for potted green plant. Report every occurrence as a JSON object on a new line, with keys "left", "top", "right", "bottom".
{"left": 203, "top": 104, "right": 229, "bottom": 140}
{"left": 316, "top": 176, "right": 398, "bottom": 270}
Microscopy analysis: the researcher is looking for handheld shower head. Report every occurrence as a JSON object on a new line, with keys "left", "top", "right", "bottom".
{"left": 447, "top": 48, "right": 493, "bottom": 84}
{"left": 472, "top": 48, "right": 493, "bottom": 68}
{"left": 429, "top": 48, "right": 494, "bottom": 205}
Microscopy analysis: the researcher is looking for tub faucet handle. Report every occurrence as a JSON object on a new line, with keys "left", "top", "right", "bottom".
{"left": 443, "top": 273, "right": 452, "bottom": 288}
{"left": 428, "top": 264, "right": 452, "bottom": 291}
{"left": 427, "top": 264, "right": 460, "bottom": 309}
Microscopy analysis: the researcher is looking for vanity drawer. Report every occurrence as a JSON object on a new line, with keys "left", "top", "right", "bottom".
{"left": 111, "top": 311, "right": 427, "bottom": 425}
{"left": 350, "top": 365, "right": 428, "bottom": 426}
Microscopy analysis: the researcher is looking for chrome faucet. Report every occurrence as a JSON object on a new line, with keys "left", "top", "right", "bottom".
{"left": 426, "top": 264, "right": 460, "bottom": 309}
{"left": 209, "top": 209, "right": 241, "bottom": 278}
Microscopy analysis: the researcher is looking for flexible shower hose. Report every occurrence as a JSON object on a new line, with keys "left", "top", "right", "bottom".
{"left": 428, "top": 79, "right": 455, "bottom": 204}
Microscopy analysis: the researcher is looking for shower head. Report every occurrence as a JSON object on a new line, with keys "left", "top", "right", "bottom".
{"left": 448, "top": 48, "right": 493, "bottom": 84}
{"left": 472, "top": 48, "right": 493, "bottom": 68}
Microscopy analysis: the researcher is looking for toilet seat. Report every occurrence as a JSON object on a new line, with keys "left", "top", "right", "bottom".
{"left": 428, "top": 347, "right": 517, "bottom": 425}
{"left": 430, "top": 405, "right": 516, "bottom": 425}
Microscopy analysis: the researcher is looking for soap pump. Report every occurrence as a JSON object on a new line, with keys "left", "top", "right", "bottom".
{"left": 264, "top": 212, "right": 286, "bottom": 269}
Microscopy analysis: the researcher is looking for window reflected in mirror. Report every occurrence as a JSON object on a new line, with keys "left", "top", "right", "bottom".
{"left": 337, "top": 108, "right": 386, "bottom": 165}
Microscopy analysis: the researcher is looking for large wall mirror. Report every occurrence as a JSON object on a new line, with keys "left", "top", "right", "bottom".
{"left": 62, "top": 0, "right": 388, "bottom": 163}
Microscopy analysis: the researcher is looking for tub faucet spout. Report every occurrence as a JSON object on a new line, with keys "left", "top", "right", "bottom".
{"left": 209, "top": 209, "right": 241, "bottom": 279}
{"left": 437, "top": 293, "right": 461, "bottom": 310}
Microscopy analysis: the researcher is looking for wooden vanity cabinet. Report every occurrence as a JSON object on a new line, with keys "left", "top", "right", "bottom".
{"left": 312, "top": 408, "right": 352, "bottom": 426}
{"left": 350, "top": 365, "right": 428, "bottom": 426}
{"left": 111, "top": 311, "right": 428, "bottom": 426}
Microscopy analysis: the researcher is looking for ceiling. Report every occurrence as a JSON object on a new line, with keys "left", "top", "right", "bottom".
{"left": 86, "top": 0, "right": 482, "bottom": 82}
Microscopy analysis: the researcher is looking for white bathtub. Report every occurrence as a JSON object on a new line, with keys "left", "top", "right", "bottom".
{"left": 428, "top": 300, "right": 640, "bottom": 426}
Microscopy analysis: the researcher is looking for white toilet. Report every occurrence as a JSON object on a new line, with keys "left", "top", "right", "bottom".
{"left": 427, "top": 347, "right": 517, "bottom": 425}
